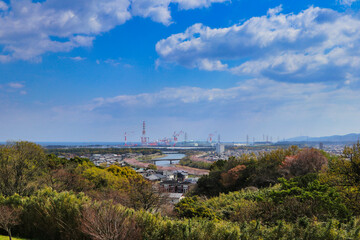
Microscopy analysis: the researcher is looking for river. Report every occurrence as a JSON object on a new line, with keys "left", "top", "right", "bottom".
{"left": 153, "top": 153, "right": 185, "bottom": 167}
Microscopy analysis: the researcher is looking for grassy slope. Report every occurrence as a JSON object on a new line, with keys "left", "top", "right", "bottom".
{"left": 0, "top": 236, "right": 28, "bottom": 240}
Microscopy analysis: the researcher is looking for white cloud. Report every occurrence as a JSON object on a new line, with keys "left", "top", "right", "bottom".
{"left": 65, "top": 77, "right": 360, "bottom": 140}
{"left": 70, "top": 56, "right": 86, "bottom": 61}
{"left": 60, "top": 56, "right": 86, "bottom": 61}
{"left": 0, "top": 82, "right": 26, "bottom": 95}
{"left": 174, "top": 0, "right": 228, "bottom": 10}
{"left": 86, "top": 85, "right": 239, "bottom": 110}
{"left": 96, "top": 58, "right": 133, "bottom": 67}
{"left": 128, "top": 0, "right": 229, "bottom": 25}
{"left": 197, "top": 58, "right": 228, "bottom": 71}
{"left": 8, "top": 82, "right": 24, "bottom": 89}
{"left": 267, "top": 4, "right": 283, "bottom": 16}
{"left": 104, "top": 58, "right": 123, "bottom": 66}
{"left": 0, "top": 0, "right": 225, "bottom": 62}
{"left": 0, "top": 0, "right": 130, "bottom": 62}
{"left": 85, "top": 78, "right": 331, "bottom": 111}
{"left": 156, "top": 6, "right": 360, "bottom": 83}
{"left": 2, "top": 77, "right": 360, "bottom": 141}
{"left": 130, "top": 0, "right": 172, "bottom": 25}
{"left": 339, "top": 0, "right": 358, "bottom": 6}
{"left": 0, "top": 1, "right": 8, "bottom": 11}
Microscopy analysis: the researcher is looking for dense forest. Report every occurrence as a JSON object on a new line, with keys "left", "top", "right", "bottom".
{"left": 0, "top": 141, "right": 359, "bottom": 239}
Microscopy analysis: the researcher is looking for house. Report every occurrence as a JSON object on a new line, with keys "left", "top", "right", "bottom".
{"left": 161, "top": 170, "right": 175, "bottom": 180}
{"left": 160, "top": 180, "right": 192, "bottom": 193}
{"left": 145, "top": 174, "right": 161, "bottom": 181}
{"left": 175, "top": 170, "right": 188, "bottom": 181}
{"left": 168, "top": 193, "right": 184, "bottom": 204}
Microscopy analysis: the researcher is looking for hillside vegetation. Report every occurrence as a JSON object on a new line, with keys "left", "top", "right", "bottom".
{"left": 0, "top": 141, "right": 359, "bottom": 239}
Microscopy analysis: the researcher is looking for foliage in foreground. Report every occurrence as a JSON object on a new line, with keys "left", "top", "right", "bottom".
{"left": 0, "top": 188, "right": 359, "bottom": 240}
{"left": 176, "top": 174, "right": 351, "bottom": 223}
{"left": 0, "top": 141, "right": 360, "bottom": 239}
{"left": 0, "top": 236, "right": 27, "bottom": 240}
{"left": 195, "top": 146, "right": 329, "bottom": 197}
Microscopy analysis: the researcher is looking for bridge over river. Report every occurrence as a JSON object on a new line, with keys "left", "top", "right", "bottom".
{"left": 150, "top": 153, "right": 185, "bottom": 166}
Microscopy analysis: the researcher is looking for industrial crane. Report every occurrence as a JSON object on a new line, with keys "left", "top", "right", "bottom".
{"left": 173, "top": 131, "right": 184, "bottom": 146}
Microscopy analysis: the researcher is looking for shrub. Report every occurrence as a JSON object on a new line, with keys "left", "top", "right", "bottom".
{"left": 281, "top": 148, "right": 327, "bottom": 177}
{"left": 81, "top": 201, "right": 141, "bottom": 240}
{"left": 20, "top": 188, "right": 89, "bottom": 240}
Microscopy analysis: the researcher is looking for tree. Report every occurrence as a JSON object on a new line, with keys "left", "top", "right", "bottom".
{"left": 0, "top": 141, "right": 46, "bottom": 196}
{"left": 343, "top": 142, "right": 360, "bottom": 185}
{"left": 50, "top": 169, "right": 95, "bottom": 192}
{"left": 81, "top": 202, "right": 141, "bottom": 240}
{"left": 128, "top": 178, "right": 166, "bottom": 211}
{"left": 21, "top": 188, "right": 88, "bottom": 240}
{"left": 147, "top": 164, "right": 157, "bottom": 171}
{"left": 281, "top": 148, "right": 327, "bottom": 177}
{"left": 220, "top": 165, "right": 246, "bottom": 188}
{"left": 0, "top": 205, "right": 20, "bottom": 240}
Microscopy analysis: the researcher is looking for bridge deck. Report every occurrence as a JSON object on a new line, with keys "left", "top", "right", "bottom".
{"left": 151, "top": 158, "right": 181, "bottom": 161}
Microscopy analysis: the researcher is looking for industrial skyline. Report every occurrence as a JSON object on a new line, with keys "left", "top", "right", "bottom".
{"left": 120, "top": 121, "right": 286, "bottom": 146}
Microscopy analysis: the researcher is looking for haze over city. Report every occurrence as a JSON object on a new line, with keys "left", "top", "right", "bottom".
{"left": 1, "top": 0, "right": 360, "bottom": 142}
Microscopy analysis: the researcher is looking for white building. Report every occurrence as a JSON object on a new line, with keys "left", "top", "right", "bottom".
{"left": 216, "top": 144, "right": 225, "bottom": 155}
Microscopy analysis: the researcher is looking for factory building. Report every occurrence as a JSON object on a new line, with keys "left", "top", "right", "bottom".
{"left": 216, "top": 143, "right": 225, "bottom": 155}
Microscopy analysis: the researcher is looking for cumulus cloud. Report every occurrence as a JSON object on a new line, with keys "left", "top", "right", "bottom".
{"left": 338, "top": 0, "right": 358, "bottom": 6}
{"left": 130, "top": 0, "right": 228, "bottom": 24}
{"left": 130, "top": 0, "right": 172, "bottom": 25}
{"left": 198, "top": 59, "right": 228, "bottom": 71}
{"left": 0, "top": 0, "right": 224, "bottom": 62}
{"left": 0, "top": 1, "right": 8, "bottom": 11}
{"left": 156, "top": 6, "right": 360, "bottom": 83}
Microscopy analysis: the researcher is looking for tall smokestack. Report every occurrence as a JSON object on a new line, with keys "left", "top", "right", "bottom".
{"left": 141, "top": 121, "right": 147, "bottom": 145}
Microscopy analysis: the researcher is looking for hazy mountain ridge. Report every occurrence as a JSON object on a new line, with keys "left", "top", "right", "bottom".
{"left": 286, "top": 133, "right": 360, "bottom": 142}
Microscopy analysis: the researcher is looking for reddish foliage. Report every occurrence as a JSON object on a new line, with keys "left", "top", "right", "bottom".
{"left": 221, "top": 165, "right": 246, "bottom": 187}
{"left": 281, "top": 148, "right": 327, "bottom": 177}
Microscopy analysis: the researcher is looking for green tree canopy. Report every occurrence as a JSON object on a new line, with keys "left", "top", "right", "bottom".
{"left": 0, "top": 141, "right": 47, "bottom": 196}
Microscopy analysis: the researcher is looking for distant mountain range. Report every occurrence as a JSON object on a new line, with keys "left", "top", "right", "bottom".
{"left": 286, "top": 133, "right": 360, "bottom": 142}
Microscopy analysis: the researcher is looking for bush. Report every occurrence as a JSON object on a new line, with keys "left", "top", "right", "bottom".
{"left": 19, "top": 188, "right": 89, "bottom": 240}
{"left": 281, "top": 148, "right": 327, "bottom": 177}
{"left": 174, "top": 196, "right": 217, "bottom": 219}
{"left": 81, "top": 201, "right": 141, "bottom": 240}
{"left": 265, "top": 175, "right": 351, "bottom": 222}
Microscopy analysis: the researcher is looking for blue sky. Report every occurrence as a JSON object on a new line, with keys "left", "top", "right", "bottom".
{"left": 1, "top": 0, "right": 360, "bottom": 142}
